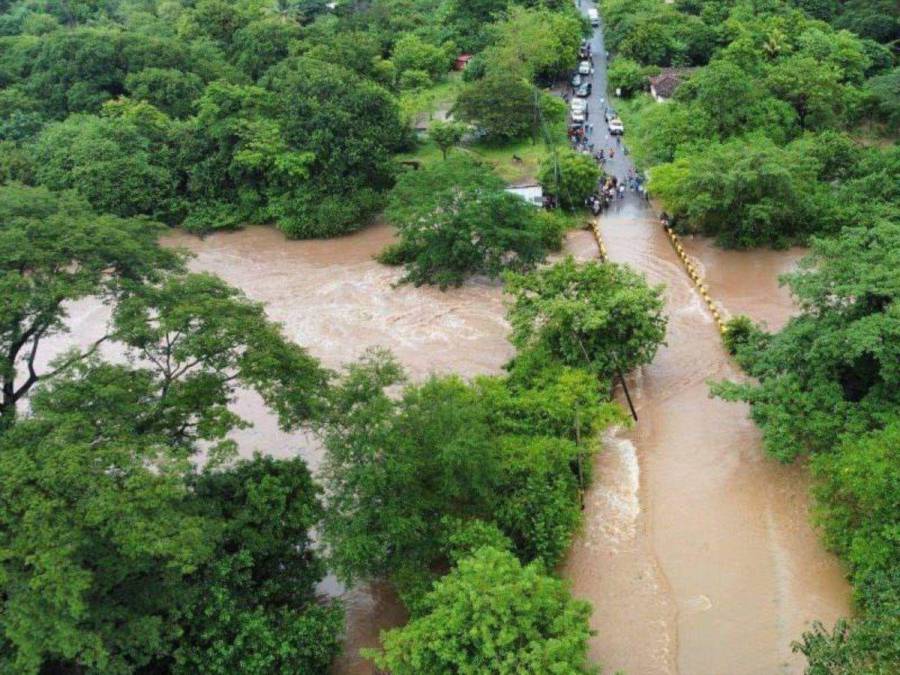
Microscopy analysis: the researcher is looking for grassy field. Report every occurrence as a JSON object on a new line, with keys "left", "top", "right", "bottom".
{"left": 399, "top": 74, "right": 464, "bottom": 124}
{"left": 398, "top": 135, "right": 566, "bottom": 185}
{"left": 397, "top": 74, "right": 570, "bottom": 185}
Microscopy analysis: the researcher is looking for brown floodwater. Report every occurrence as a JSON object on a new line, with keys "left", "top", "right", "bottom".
{"left": 563, "top": 198, "right": 850, "bottom": 675}
{"left": 35, "top": 214, "right": 849, "bottom": 673}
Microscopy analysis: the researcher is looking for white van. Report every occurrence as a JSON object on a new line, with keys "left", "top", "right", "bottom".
{"left": 588, "top": 8, "right": 599, "bottom": 26}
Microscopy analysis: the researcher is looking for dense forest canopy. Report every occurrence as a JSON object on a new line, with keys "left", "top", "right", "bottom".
{"left": 603, "top": 0, "right": 897, "bottom": 248}
{"left": 0, "top": 0, "right": 897, "bottom": 672}
{"left": 0, "top": 0, "right": 587, "bottom": 238}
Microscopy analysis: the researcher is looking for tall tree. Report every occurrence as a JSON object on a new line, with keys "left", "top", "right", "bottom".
{"left": 504, "top": 257, "right": 667, "bottom": 379}
{"left": 0, "top": 185, "right": 180, "bottom": 428}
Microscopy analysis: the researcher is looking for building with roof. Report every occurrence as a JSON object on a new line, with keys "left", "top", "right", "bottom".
{"left": 648, "top": 69, "right": 693, "bottom": 102}
{"left": 454, "top": 54, "right": 474, "bottom": 71}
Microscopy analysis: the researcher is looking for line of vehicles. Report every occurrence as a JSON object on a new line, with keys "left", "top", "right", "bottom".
{"left": 568, "top": 39, "right": 624, "bottom": 135}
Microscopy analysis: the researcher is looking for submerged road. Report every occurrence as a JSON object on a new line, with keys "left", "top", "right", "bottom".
{"left": 562, "top": 3, "right": 851, "bottom": 674}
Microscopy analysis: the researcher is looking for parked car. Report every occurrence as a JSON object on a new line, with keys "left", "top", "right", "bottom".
{"left": 578, "top": 61, "right": 591, "bottom": 75}
{"left": 575, "top": 82, "right": 592, "bottom": 97}
{"left": 608, "top": 117, "right": 624, "bottom": 134}
{"left": 570, "top": 98, "right": 588, "bottom": 122}
{"left": 605, "top": 108, "right": 616, "bottom": 123}
{"left": 571, "top": 73, "right": 583, "bottom": 88}
{"left": 588, "top": 8, "right": 599, "bottom": 26}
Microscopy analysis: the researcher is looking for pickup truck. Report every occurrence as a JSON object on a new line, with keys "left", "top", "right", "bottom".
{"left": 608, "top": 117, "right": 624, "bottom": 134}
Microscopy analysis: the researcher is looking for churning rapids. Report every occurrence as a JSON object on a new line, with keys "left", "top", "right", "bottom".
{"left": 37, "top": 218, "right": 848, "bottom": 674}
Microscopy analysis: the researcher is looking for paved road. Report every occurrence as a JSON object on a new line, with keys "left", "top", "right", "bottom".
{"left": 574, "top": 0, "right": 648, "bottom": 210}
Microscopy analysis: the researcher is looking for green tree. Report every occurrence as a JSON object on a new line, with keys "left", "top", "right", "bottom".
{"left": 319, "top": 348, "right": 612, "bottom": 586}
{"left": 125, "top": 67, "right": 203, "bottom": 118}
{"left": 766, "top": 55, "right": 852, "bottom": 131}
{"left": 454, "top": 76, "right": 557, "bottom": 143}
{"left": 0, "top": 185, "right": 180, "bottom": 428}
{"left": 834, "top": 0, "right": 900, "bottom": 44}
{"left": 863, "top": 68, "right": 900, "bottom": 132}
{"left": 678, "top": 60, "right": 771, "bottom": 137}
{"left": 504, "top": 257, "right": 667, "bottom": 379}
{"left": 32, "top": 112, "right": 177, "bottom": 220}
{"left": 712, "top": 220, "right": 900, "bottom": 462}
{"left": 109, "top": 272, "right": 329, "bottom": 446}
{"left": 428, "top": 119, "right": 467, "bottom": 159}
{"left": 263, "top": 56, "right": 407, "bottom": 237}
{"left": 649, "top": 135, "right": 819, "bottom": 247}
{"left": 391, "top": 33, "right": 451, "bottom": 82}
{"left": 230, "top": 18, "right": 301, "bottom": 80}
{"left": 0, "top": 407, "right": 340, "bottom": 673}
{"left": 608, "top": 57, "right": 652, "bottom": 97}
{"left": 484, "top": 5, "right": 583, "bottom": 84}
{"left": 366, "top": 546, "right": 596, "bottom": 674}
{"left": 0, "top": 397, "right": 216, "bottom": 673}
{"left": 383, "top": 156, "right": 550, "bottom": 287}
{"left": 538, "top": 149, "right": 601, "bottom": 210}
{"left": 811, "top": 424, "right": 899, "bottom": 575}
{"left": 174, "top": 455, "right": 343, "bottom": 674}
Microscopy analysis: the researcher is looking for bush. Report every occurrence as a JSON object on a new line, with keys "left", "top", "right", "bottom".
{"left": 609, "top": 57, "right": 654, "bottom": 97}
{"left": 722, "top": 315, "right": 768, "bottom": 360}
{"left": 538, "top": 149, "right": 601, "bottom": 210}
{"left": 365, "top": 547, "right": 596, "bottom": 674}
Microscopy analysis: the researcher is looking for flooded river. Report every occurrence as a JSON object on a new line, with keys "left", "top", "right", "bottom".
{"left": 41, "top": 215, "right": 848, "bottom": 672}
{"left": 167, "top": 218, "right": 848, "bottom": 675}
{"left": 563, "top": 199, "right": 850, "bottom": 675}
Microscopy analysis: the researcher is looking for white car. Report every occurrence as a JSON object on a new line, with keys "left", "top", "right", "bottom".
{"left": 578, "top": 61, "right": 591, "bottom": 75}
{"left": 608, "top": 117, "right": 624, "bottom": 134}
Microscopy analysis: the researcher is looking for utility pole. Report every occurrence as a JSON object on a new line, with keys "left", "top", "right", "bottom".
{"left": 613, "top": 356, "right": 638, "bottom": 422}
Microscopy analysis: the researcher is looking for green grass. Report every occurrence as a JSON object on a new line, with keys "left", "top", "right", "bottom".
{"left": 399, "top": 123, "right": 568, "bottom": 185}
{"left": 400, "top": 74, "right": 464, "bottom": 123}
{"left": 397, "top": 73, "right": 570, "bottom": 185}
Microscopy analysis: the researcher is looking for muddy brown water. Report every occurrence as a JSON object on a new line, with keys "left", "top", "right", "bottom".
{"left": 563, "top": 199, "right": 850, "bottom": 675}
{"left": 35, "top": 218, "right": 848, "bottom": 673}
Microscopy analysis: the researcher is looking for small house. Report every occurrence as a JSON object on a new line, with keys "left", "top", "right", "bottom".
{"left": 454, "top": 54, "right": 474, "bottom": 71}
{"left": 648, "top": 69, "right": 692, "bottom": 103}
{"left": 505, "top": 184, "right": 544, "bottom": 208}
